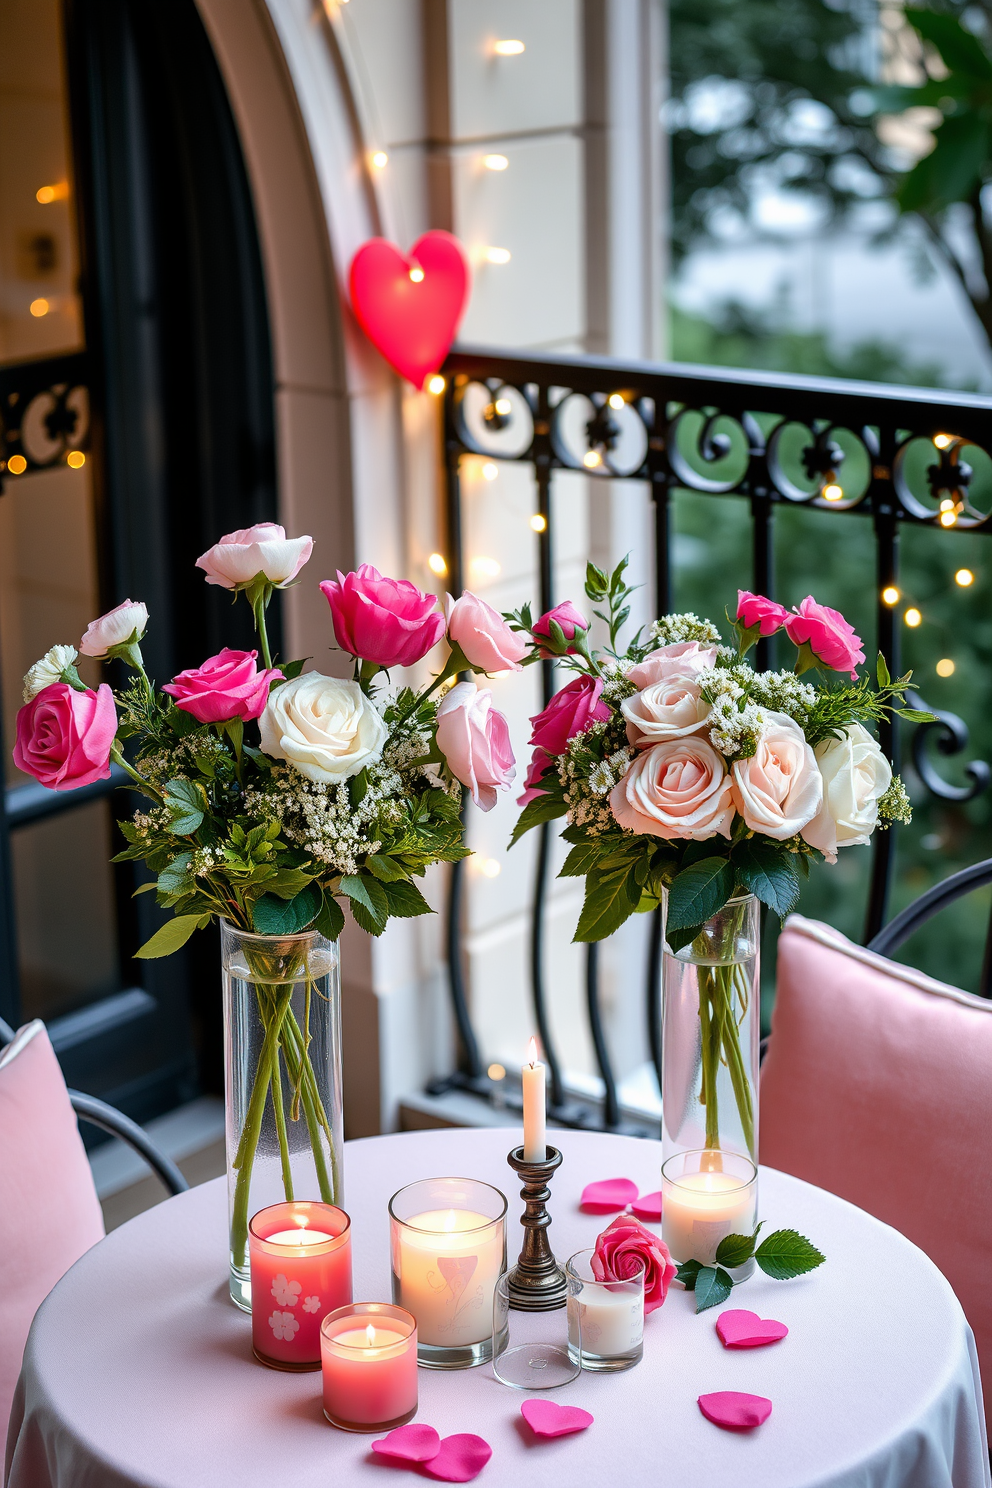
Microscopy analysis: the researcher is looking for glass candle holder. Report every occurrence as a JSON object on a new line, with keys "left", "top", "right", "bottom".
{"left": 661, "top": 1149, "right": 758, "bottom": 1275}
{"left": 321, "top": 1303, "right": 417, "bottom": 1432}
{"left": 389, "top": 1177, "right": 507, "bottom": 1369}
{"left": 492, "top": 1271, "right": 579, "bottom": 1389}
{"left": 249, "top": 1200, "right": 352, "bottom": 1370}
{"left": 565, "top": 1248, "right": 644, "bottom": 1372}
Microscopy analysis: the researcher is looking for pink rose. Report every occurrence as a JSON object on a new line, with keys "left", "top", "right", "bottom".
{"left": 592, "top": 1213, "right": 676, "bottom": 1314}
{"left": 79, "top": 599, "right": 149, "bottom": 658}
{"left": 532, "top": 601, "right": 588, "bottom": 657}
{"left": 320, "top": 566, "right": 444, "bottom": 669}
{"left": 445, "top": 592, "right": 527, "bottom": 673}
{"left": 626, "top": 641, "right": 718, "bottom": 689}
{"left": 517, "top": 746, "right": 555, "bottom": 806}
{"left": 736, "top": 591, "right": 789, "bottom": 636}
{"left": 162, "top": 649, "right": 283, "bottom": 724}
{"left": 529, "top": 675, "right": 610, "bottom": 756}
{"left": 13, "top": 683, "right": 117, "bottom": 790}
{"left": 195, "top": 523, "right": 313, "bottom": 590}
{"left": 622, "top": 673, "right": 710, "bottom": 746}
{"left": 609, "top": 737, "right": 735, "bottom": 840}
{"left": 730, "top": 712, "right": 822, "bottom": 839}
{"left": 436, "top": 681, "right": 515, "bottom": 811}
{"left": 784, "top": 596, "right": 865, "bottom": 678}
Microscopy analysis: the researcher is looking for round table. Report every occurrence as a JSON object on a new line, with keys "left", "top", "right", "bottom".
{"left": 5, "top": 1128, "right": 989, "bottom": 1488}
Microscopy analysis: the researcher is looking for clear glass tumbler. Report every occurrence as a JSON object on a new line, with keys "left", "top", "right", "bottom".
{"left": 492, "top": 1272, "right": 580, "bottom": 1389}
{"left": 565, "top": 1248, "right": 644, "bottom": 1372}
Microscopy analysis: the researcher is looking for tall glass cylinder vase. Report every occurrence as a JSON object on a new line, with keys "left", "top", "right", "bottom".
{"left": 661, "top": 893, "right": 759, "bottom": 1165}
{"left": 222, "top": 921, "right": 343, "bottom": 1312}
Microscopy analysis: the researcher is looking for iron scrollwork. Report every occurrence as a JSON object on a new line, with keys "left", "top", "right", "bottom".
{"left": 0, "top": 351, "right": 90, "bottom": 490}
{"left": 906, "top": 692, "right": 991, "bottom": 803}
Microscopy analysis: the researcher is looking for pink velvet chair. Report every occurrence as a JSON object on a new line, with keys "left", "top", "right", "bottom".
{"left": 761, "top": 908, "right": 992, "bottom": 1428}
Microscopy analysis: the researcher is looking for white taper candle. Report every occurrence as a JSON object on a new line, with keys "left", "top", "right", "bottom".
{"left": 522, "top": 1037, "right": 546, "bottom": 1161}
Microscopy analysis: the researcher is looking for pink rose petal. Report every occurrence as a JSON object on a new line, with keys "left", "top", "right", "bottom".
{"left": 423, "top": 1434, "right": 492, "bottom": 1482}
{"left": 716, "top": 1309, "right": 789, "bottom": 1349}
{"left": 520, "top": 1399, "right": 594, "bottom": 1438}
{"left": 579, "top": 1178, "right": 639, "bottom": 1213}
{"left": 372, "top": 1423, "right": 441, "bottom": 1462}
{"left": 630, "top": 1191, "right": 662, "bottom": 1222}
{"left": 698, "top": 1392, "right": 773, "bottom": 1430}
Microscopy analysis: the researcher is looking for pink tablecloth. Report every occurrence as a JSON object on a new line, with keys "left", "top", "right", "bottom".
{"left": 5, "top": 1128, "right": 990, "bottom": 1488}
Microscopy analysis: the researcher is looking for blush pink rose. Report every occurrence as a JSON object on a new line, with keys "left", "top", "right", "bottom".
{"left": 730, "top": 711, "right": 822, "bottom": 839}
{"left": 320, "top": 566, "right": 444, "bottom": 669}
{"left": 79, "top": 599, "right": 148, "bottom": 657}
{"left": 445, "top": 592, "right": 527, "bottom": 673}
{"left": 609, "top": 737, "right": 735, "bottom": 840}
{"left": 622, "top": 673, "right": 710, "bottom": 747}
{"left": 13, "top": 682, "right": 117, "bottom": 790}
{"left": 517, "top": 746, "right": 555, "bottom": 806}
{"left": 626, "top": 641, "right": 718, "bottom": 690}
{"left": 162, "top": 649, "right": 283, "bottom": 724}
{"left": 529, "top": 675, "right": 610, "bottom": 756}
{"left": 196, "top": 523, "right": 313, "bottom": 590}
{"left": 784, "top": 596, "right": 865, "bottom": 678}
{"left": 436, "top": 681, "right": 516, "bottom": 811}
{"left": 736, "top": 590, "right": 789, "bottom": 636}
{"left": 592, "top": 1213, "right": 676, "bottom": 1314}
{"left": 532, "top": 601, "right": 588, "bottom": 657}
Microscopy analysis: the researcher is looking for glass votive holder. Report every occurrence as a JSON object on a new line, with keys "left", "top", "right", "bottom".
{"left": 321, "top": 1303, "right": 418, "bottom": 1432}
{"left": 565, "top": 1248, "right": 644, "bottom": 1372}
{"left": 389, "top": 1176, "right": 507, "bottom": 1370}
{"left": 661, "top": 1149, "right": 758, "bottom": 1275}
{"left": 249, "top": 1200, "right": 352, "bottom": 1370}
{"left": 492, "top": 1271, "right": 580, "bottom": 1389}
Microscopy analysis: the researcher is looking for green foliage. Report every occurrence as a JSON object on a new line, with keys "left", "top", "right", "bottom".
{"left": 679, "top": 1224, "right": 825, "bottom": 1311}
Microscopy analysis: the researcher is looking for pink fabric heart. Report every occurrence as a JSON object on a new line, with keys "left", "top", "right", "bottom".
{"left": 579, "top": 1178, "right": 639, "bottom": 1213}
{"left": 520, "top": 1399, "right": 594, "bottom": 1438}
{"left": 716, "top": 1309, "right": 789, "bottom": 1349}
{"left": 422, "top": 1434, "right": 492, "bottom": 1482}
{"left": 372, "top": 1424, "right": 441, "bottom": 1462}
{"left": 698, "top": 1392, "right": 773, "bottom": 1430}
{"left": 630, "top": 1191, "right": 662, "bottom": 1221}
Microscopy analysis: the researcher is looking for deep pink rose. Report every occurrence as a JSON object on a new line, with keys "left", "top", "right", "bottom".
{"left": 528, "top": 675, "right": 611, "bottom": 756}
{"left": 517, "top": 747, "right": 555, "bottom": 806}
{"left": 196, "top": 523, "right": 313, "bottom": 590}
{"left": 592, "top": 1213, "right": 676, "bottom": 1314}
{"left": 162, "top": 649, "right": 283, "bottom": 724}
{"left": 13, "top": 682, "right": 117, "bottom": 790}
{"left": 785, "top": 596, "right": 865, "bottom": 678}
{"left": 320, "top": 567, "right": 444, "bottom": 669}
{"left": 436, "top": 681, "right": 515, "bottom": 811}
{"left": 532, "top": 601, "right": 588, "bottom": 657}
{"left": 445, "top": 592, "right": 527, "bottom": 673}
{"left": 736, "top": 590, "right": 789, "bottom": 636}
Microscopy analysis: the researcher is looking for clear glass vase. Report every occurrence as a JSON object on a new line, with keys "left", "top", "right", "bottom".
{"left": 661, "top": 892, "right": 759, "bottom": 1164}
{"left": 222, "top": 921, "right": 343, "bottom": 1311}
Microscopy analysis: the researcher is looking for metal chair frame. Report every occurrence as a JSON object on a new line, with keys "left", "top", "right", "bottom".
{"left": 867, "top": 858, "right": 992, "bottom": 997}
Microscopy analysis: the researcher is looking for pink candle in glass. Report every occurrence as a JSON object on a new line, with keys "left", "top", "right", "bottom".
{"left": 321, "top": 1303, "right": 418, "bottom": 1432}
{"left": 249, "top": 1201, "right": 352, "bottom": 1370}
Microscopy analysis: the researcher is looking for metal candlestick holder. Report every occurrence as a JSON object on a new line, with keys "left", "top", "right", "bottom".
{"left": 505, "top": 1144, "right": 567, "bottom": 1310}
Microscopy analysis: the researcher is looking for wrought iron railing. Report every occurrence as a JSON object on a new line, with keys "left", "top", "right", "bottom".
{"left": 431, "top": 344, "right": 992, "bottom": 1131}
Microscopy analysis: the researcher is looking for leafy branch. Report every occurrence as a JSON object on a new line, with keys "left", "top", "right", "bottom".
{"left": 676, "top": 1225, "right": 825, "bottom": 1313}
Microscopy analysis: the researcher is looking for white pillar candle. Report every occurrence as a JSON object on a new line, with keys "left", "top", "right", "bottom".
{"left": 568, "top": 1280, "right": 644, "bottom": 1357}
{"left": 521, "top": 1038, "right": 546, "bottom": 1161}
{"left": 661, "top": 1169, "right": 756, "bottom": 1265}
{"left": 391, "top": 1208, "right": 504, "bottom": 1347}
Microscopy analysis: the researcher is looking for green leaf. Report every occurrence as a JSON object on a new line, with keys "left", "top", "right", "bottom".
{"left": 715, "top": 1230, "right": 757, "bottom": 1268}
{"left": 132, "top": 881, "right": 157, "bottom": 896}
{"left": 382, "top": 878, "right": 433, "bottom": 919}
{"left": 904, "top": 7, "right": 992, "bottom": 80}
{"left": 251, "top": 883, "right": 322, "bottom": 934}
{"left": 574, "top": 865, "right": 640, "bottom": 942}
{"left": 898, "top": 112, "right": 991, "bottom": 214}
{"left": 366, "top": 854, "right": 411, "bottom": 882}
{"left": 163, "top": 777, "right": 206, "bottom": 836}
{"left": 754, "top": 1229, "right": 826, "bottom": 1280}
{"left": 264, "top": 868, "right": 315, "bottom": 901}
{"left": 340, "top": 874, "right": 389, "bottom": 934}
{"left": 665, "top": 922, "right": 704, "bottom": 955}
{"left": 315, "top": 893, "right": 345, "bottom": 942}
{"left": 349, "top": 768, "right": 369, "bottom": 809}
{"left": 157, "top": 852, "right": 194, "bottom": 897}
{"left": 694, "top": 1265, "right": 735, "bottom": 1313}
{"left": 666, "top": 857, "right": 735, "bottom": 931}
{"left": 509, "top": 790, "right": 568, "bottom": 847}
{"left": 279, "top": 657, "right": 309, "bottom": 681}
{"left": 876, "top": 652, "right": 891, "bottom": 689}
{"left": 135, "top": 913, "right": 204, "bottom": 959}
{"left": 732, "top": 839, "right": 800, "bottom": 918}
{"left": 675, "top": 1258, "right": 702, "bottom": 1290}
{"left": 560, "top": 841, "right": 604, "bottom": 878}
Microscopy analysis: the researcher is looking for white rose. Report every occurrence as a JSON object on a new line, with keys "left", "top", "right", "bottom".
{"left": 259, "top": 673, "right": 387, "bottom": 784}
{"left": 195, "top": 523, "right": 313, "bottom": 590}
{"left": 23, "top": 645, "right": 78, "bottom": 702}
{"left": 802, "top": 723, "right": 892, "bottom": 864}
{"left": 621, "top": 671, "right": 711, "bottom": 746}
{"left": 730, "top": 711, "right": 822, "bottom": 840}
{"left": 79, "top": 600, "right": 149, "bottom": 657}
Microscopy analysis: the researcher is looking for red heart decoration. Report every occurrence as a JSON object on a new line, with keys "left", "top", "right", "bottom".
{"left": 698, "top": 1392, "right": 772, "bottom": 1431}
{"left": 520, "top": 1399, "right": 594, "bottom": 1438}
{"left": 371, "top": 1423, "right": 441, "bottom": 1462}
{"left": 716, "top": 1309, "right": 789, "bottom": 1349}
{"left": 630, "top": 1190, "right": 662, "bottom": 1222}
{"left": 579, "top": 1177, "right": 639, "bottom": 1214}
{"left": 349, "top": 231, "right": 470, "bottom": 389}
{"left": 422, "top": 1434, "right": 492, "bottom": 1482}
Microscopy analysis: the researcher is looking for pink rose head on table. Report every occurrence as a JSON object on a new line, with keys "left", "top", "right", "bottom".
{"left": 13, "top": 682, "right": 117, "bottom": 790}
{"left": 162, "top": 649, "right": 283, "bottom": 725}
{"left": 195, "top": 522, "right": 313, "bottom": 590}
{"left": 593, "top": 1213, "right": 676, "bottom": 1314}
{"left": 444, "top": 591, "right": 527, "bottom": 673}
{"left": 435, "top": 681, "right": 515, "bottom": 811}
{"left": 320, "top": 566, "right": 445, "bottom": 669}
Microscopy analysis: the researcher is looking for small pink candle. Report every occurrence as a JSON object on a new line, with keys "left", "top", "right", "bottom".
{"left": 321, "top": 1303, "right": 418, "bottom": 1432}
{"left": 249, "top": 1201, "right": 352, "bottom": 1370}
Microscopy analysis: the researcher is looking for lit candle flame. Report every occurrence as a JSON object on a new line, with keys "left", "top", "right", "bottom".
{"left": 443, "top": 1210, "right": 457, "bottom": 1232}
{"left": 527, "top": 1036, "right": 539, "bottom": 1068}
{"left": 366, "top": 1322, "right": 377, "bottom": 1347}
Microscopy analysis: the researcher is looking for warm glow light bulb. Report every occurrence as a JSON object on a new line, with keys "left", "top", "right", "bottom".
{"left": 583, "top": 450, "right": 602, "bottom": 468}
{"left": 428, "top": 552, "right": 447, "bottom": 576}
{"left": 494, "top": 397, "right": 512, "bottom": 415}
{"left": 66, "top": 450, "right": 85, "bottom": 468}
{"left": 484, "top": 246, "right": 511, "bottom": 264}
{"left": 409, "top": 266, "right": 425, "bottom": 282}
{"left": 933, "top": 433, "right": 954, "bottom": 449}
{"left": 904, "top": 607, "right": 922, "bottom": 627}
{"left": 608, "top": 392, "right": 625, "bottom": 410}
{"left": 493, "top": 38, "right": 525, "bottom": 55}
{"left": 484, "top": 154, "right": 509, "bottom": 171}
{"left": 939, "top": 509, "right": 958, "bottom": 527}
{"left": 35, "top": 181, "right": 67, "bottom": 204}
{"left": 427, "top": 374, "right": 446, "bottom": 395}
{"left": 488, "top": 1063, "right": 506, "bottom": 1081}
{"left": 371, "top": 151, "right": 388, "bottom": 169}
{"left": 881, "top": 586, "right": 900, "bottom": 605}
{"left": 936, "top": 658, "right": 955, "bottom": 677}
{"left": 471, "top": 556, "right": 501, "bottom": 578}
{"left": 955, "top": 568, "right": 974, "bottom": 586}
{"left": 480, "top": 858, "right": 501, "bottom": 878}
{"left": 482, "top": 461, "right": 498, "bottom": 481}
{"left": 530, "top": 514, "right": 547, "bottom": 532}
{"left": 29, "top": 298, "right": 49, "bottom": 317}
{"left": 822, "top": 482, "right": 843, "bottom": 502}
{"left": 6, "top": 455, "right": 27, "bottom": 475}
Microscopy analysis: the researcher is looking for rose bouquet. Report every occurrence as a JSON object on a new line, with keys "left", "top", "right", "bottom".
{"left": 509, "top": 561, "right": 925, "bottom": 1154}
{"left": 13, "top": 526, "right": 520, "bottom": 1271}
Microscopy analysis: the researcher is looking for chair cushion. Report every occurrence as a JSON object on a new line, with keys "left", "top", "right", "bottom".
{"left": 761, "top": 915, "right": 992, "bottom": 1423}
{"left": 0, "top": 1022, "right": 104, "bottom": 1438}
